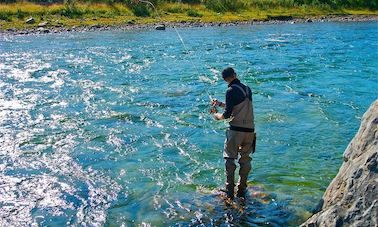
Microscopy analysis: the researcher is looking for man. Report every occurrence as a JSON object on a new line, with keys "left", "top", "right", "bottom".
{"left": 211, "top": 67, "right": 256, "bottom": 200}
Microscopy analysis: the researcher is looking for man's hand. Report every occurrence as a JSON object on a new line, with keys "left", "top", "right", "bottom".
{"left": 211, "top": 99, "right": 225, "bottom": 108}
{"left": 213, "top": 113, "right": 225, "bottom": 121}
{"left": 209, "top": 107, "right": 218, "bottom": 114}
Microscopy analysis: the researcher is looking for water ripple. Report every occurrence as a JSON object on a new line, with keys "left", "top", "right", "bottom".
{"left": 1, "top": 22, "right": 377, "bottom": 226}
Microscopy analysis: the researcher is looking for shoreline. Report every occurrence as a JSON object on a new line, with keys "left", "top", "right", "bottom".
{"left": 1, "top": 14, "right": 377, "bottom": 36}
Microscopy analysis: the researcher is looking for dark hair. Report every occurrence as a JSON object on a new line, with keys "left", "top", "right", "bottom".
{"left": 222, "top": 67, "right": 236, "bottom": 79}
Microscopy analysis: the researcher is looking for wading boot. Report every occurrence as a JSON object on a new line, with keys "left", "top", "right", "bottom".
{"left": 226, "top": 185, "right": 235, "bottom": 200}
{"left": 236, "top": 188, "right": 247, "bottom": 199}
{"left": 237, "top": 157, "right": 251, "bottom": 199}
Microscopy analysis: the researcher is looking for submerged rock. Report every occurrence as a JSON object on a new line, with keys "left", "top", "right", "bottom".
{"left": 302, "top": 100, "right": 378, "bottom": 226}
{"left": 173, "top": 185, "right": 293, "bottom": 226}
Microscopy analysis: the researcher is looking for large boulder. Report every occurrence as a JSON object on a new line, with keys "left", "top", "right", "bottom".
{"left": 302, "top": 100, "right": 378, "bottom": 226}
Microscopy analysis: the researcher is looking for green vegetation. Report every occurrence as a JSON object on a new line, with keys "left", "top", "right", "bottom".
{"left": 0, "top": 0, "right": 376, "bottom": 30}
{"left": 204, "top": 0, "right": 246, "bottom": 12}
{"left": 131, "top": 4, "right": 150, "bottom": 17}
{"left": 187, "top": 8, "right": 202, "bottom": 17}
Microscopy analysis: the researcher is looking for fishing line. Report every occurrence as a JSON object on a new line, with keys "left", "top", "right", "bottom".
{"left": 135, "top": 0, "right": 215, "bottom": 102}
{"left": 134, "top": 0, "right": 219, "bottom": 170}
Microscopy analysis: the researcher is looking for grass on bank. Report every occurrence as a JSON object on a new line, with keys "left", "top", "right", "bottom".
{"left": 0, "top": 2, "right": 377, "bottom": 30}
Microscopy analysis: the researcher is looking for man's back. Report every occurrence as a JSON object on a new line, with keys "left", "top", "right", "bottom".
{"left": 224, "top": 79, "right": 254, "bottom": 131}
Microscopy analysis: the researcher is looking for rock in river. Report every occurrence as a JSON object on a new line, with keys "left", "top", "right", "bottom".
{"left": 302, "top": 99, "right": 378, "bottom": 226}
{"left": 155, "top": 24, "right": 166, "bottom": 30}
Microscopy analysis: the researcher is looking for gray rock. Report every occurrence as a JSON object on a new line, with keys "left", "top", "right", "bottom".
{"left": 25, "top": 17, "right": 35, "bottom": 24}
{"left": 127, "top": 20, "right": 135, "bottom": 25}
{"left": 302, "top": 100, "right": 378, "bottom": 226}
{"left": 37, "top": 27, "right": 49, "bottom": 33}
{"left": 155, "top": 24, "right": 165, "bottom": 30}
{"left": 267, "top": 15, "right": 293, "bottom": 21}
{"left": 306, "top": 18, "right": 313, "bottom": 23}
{"left": 91, "top": 24, "right": 101, "bottom": 29}
{"left": 38, "top": 22, "right": 48, "bottom": 27}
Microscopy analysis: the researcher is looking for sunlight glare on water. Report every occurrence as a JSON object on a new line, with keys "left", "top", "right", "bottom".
{"left": 0, "top": 21, "right": 377, "bottom": 226}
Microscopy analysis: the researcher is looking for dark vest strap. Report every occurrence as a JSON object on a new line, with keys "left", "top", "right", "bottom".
{"left": 231, "top": 84, "right": 247, "bottom": 97}
{"left": 231, "top": 84, "right": 250, "bottom": 99}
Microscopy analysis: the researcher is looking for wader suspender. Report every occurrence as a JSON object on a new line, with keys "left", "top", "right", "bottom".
{"left": 231, "top": 84, "right": 250, "bottom": 100}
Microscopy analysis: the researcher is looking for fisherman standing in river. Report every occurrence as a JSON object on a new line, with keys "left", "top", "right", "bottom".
{"left": 211, "top": 67, "right": 256, "bottom": 200}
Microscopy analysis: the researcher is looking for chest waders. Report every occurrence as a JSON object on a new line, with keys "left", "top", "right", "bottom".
{"left": 224, "top": 84, "right": 256, "bottom": 199}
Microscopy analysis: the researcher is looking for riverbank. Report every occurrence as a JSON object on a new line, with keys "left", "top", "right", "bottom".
{"left": 0, "top": 2, "right": 377, "bottom": 35}
{"left": 1, "top": 14, "right": 377, "bottom": 36}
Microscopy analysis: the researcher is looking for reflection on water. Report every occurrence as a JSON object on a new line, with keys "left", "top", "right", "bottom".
{"left": 0, "top": 21, "right": 377, "bottom": 226}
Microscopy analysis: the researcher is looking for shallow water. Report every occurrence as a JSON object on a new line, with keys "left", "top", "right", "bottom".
{"left": 0, "top": 21, "right": 377, "bottom": 226}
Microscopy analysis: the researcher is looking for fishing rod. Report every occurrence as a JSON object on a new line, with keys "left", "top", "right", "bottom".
{"left": 135, "top": 0, "right": 215, "bottom": 102}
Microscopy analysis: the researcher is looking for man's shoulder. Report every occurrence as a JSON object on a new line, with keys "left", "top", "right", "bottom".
{"left": 230, "top": 82, "right": 248, "bottom": 91}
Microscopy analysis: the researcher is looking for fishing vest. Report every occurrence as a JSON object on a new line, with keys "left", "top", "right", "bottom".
{"left": 229, "top": 84, "right": 255, "bottom": 130}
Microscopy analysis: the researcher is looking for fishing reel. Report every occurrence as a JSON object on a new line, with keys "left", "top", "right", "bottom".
{"left": 209, "top": 98, "right": 219, "bottom": 114}
{"left": 209, "top": 106, "right": 218, "bottom": 114}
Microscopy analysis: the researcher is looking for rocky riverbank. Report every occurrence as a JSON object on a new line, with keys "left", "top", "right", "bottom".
{"left": 1, "top": 15, "right": 377, "bottom": 36}
{"left": 302, "top": 100, "right": 378, "bottom": 226}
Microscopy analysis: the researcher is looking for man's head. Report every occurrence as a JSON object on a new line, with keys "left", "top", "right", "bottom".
{"left": 222, "top": 67, "right": 237, "bottom": 84}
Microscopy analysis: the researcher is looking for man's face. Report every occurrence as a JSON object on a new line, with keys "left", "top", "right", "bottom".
{"left": 223, "top": 75, "right": 235, "bottom": 84}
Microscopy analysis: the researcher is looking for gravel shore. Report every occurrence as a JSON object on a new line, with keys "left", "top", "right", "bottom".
{"left": 1, "top": 15, "right": 377, "bottom": 36}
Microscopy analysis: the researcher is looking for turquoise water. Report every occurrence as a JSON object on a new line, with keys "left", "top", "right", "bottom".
{"left": 1, "top": 21, "right": 377, "bottom": 226}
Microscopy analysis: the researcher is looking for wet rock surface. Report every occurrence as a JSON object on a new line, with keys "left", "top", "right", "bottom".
{"left": 173, "top": 185, "right": 294, "bottom": 226}
{"left": 302, "top": 100, "right": 378, "bottom": 227}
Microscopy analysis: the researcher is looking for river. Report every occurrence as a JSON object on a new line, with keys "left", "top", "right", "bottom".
{"left": 0, "top": 21, "right": 377, "bottom": 226}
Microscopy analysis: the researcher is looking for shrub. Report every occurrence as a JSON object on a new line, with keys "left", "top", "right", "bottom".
{"left": 16, "top": 9, "right": 27, "bottom": 19}
{"left": 249, "top": 0, "right": 296, "bottom": 9}
{"left": 204, "top": 0, "right": 245, "bottom": 12}
{"left": 0, "top": 12, "right": 12, "bottom": 22}
{"left": 187, "top": 8, "right": 202, "bottom": 17}
{"left": 167, "top": 5, "right": 185, "bottom": 13}
{"left": 131, "top": 4, "right": 150, "bottom": 17}
{"left": 59, "top": 5, "right": 83, "bottom": 18}
{"left": 182, "top": 0, "right": 202, "bottom": 3}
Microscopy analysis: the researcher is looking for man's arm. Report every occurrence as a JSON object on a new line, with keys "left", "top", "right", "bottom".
{"left": 213, "top": 88, "right": 233, "bottom": 121}
{"left": 211, "top": 99, "right": 226, "bottom": 108}
{"left": 213, "top": 112, "right": 225, "bottom": 120}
